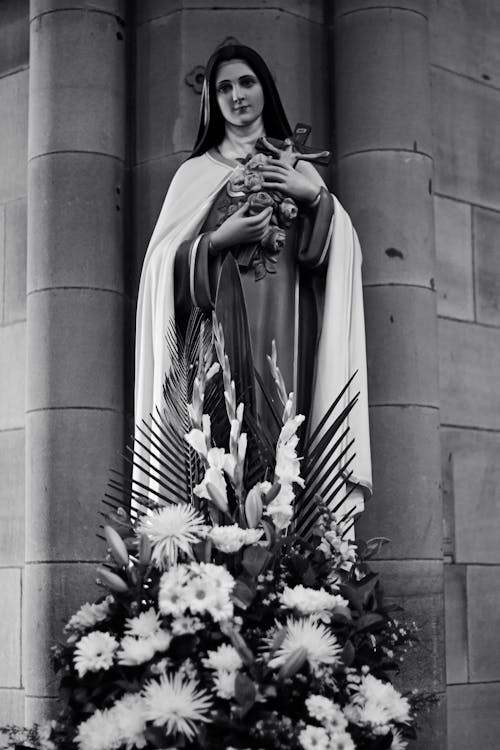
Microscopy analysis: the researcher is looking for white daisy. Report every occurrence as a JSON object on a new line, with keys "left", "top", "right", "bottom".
{"left": 142, "top": 672, "right": 212, "bottom": 740}
{"left": 65, "top": 597, "right": 113, "bottom": 634}
{"left": 172, "top": 615, "right": 204, "bottom": 635}
{"left": 267, "top": 616, "right": 343, "bottom": 673}
{"left": 124, "top": 608, "right": 161, "bottom": 638}
{"left": 117, "top": 636, "right": 156, "bottom": 666}
{"left": 75, "top": 708, "right": 120, "bottom": 750}
{"left": 138, "top": 504, "right": 206, "bottom": 567}
{"left": 203, "top": 644, "right": 243, "bottom": 672}
{"left": 331, "top": 732, "right": 356, "bottom": 750}
{"left": 298, "top": 724, "right": 330, "bottom": 750}
{"left": 112, "top": 693, "right": 147, "bottom": 750}
{"left": 73, "top": 632, "right": 118, "bottom": 677}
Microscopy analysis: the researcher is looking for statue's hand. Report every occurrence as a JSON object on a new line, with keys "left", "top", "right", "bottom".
{"left": 259, "top": 160, "right": 320, "bottom": 205}
{"left": 210, "top": 202, "right": 273, "bottom": 252}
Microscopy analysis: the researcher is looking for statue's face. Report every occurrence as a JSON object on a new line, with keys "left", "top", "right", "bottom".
{"left": 215, "top": 59, "right": 264, "bottom": 127}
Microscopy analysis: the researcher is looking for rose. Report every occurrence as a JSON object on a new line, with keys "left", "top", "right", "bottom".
{"left": 227, "top": 167, "right": 246, "bottom": 196}
{"left": 278, "top": 197, "right": 299, "bottom": 226}
{"left": 247, "top": 153, "right": 269, "bottom": 170}
{"left": 248, "top": 191, "right": 275, "bottom": 215}
{"left": 244, "top": 171, "right": 264, "bottom": 192}
{"left": 263, "top": 225, "right": 286, "bottom": 254}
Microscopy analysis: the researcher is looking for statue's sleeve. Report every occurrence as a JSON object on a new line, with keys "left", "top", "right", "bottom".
{"left": 174, "top": 234, "right": 222, "bottom": 320}
{"left": 296, "top": 187, "right": 335, "bottom": 273}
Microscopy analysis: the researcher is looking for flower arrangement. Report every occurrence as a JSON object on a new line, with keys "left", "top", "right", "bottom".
{"left": 41, "top": 314, "right": 419, "bottom": 750}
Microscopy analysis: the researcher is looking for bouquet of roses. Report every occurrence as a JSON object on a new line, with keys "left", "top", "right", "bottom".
{"left": 42, "top": 316, "right": 418, "bottom": 750}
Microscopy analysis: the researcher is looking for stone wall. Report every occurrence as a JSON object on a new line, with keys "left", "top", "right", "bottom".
{"left": 430, "top": 0, "right": 500, "bottom": 747}
{"left": 0, "top": 0, "right": 29, "bottom": 726}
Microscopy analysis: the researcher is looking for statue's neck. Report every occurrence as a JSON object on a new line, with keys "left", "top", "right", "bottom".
{"left": 218, "top": 118, "right": 265, "bottom": 160}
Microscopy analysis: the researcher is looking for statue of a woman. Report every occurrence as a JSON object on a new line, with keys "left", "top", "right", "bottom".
{"left": 134, "top": 44, "right": 372, "bottom": 518}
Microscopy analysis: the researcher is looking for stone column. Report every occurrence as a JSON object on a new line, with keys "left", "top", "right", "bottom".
{"left": 332, "top": 2, "right": 445, "bottom": 747}
{"left": 24, "top": 0, "right": 128, "bottom": 722}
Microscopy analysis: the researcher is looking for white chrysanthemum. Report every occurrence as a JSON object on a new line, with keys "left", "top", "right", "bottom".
{"left": 142, "top": 672, "right": 212, "bottom": 740}
{"left": 172, "top": 616, "right": 203, "bottom": 635}
{"left": 124, "top": 608, "right": 161, "bottom": 638}
{"left": 75, "top": 708, "right": 121, "bottom": 750}
{"left": 192, "top": 561, "right": 235, "bottom": 592}
{"left": 203, "top": 644, "right": 243, "bottom": 672}
{"left": 306, "top": 695, "right": 348, "bottom": 730}
{"left": 268, "top": 616, "right": 343, "bottom": 673}
{"left": 345, "top": 674, "right": 411, "bottom": 735}
{"left": 149, "top": 629, "right": 172, "bottom": 653}
{"left": 158, "top": 564, "right": 191, "bottom": 616}
{"left": 298, "top": 725, "right": 330, "bottom": 750}
{"left": 117, "top": 636, "right": 156, "bottom": 666}
{"left": 138, "top": 505, "right": 206, "bottom": 567}
{"left": 112, "top": 693, "right": 147, "bottom": 750}
{"left": 281, "top": 585, "right": 347, "bottom": 615}
{"left": 390, "top": 729, "right": 408, "bottom": 750}
{"left": 209, "top": 524, "right": 263, "bottom": 553}
{"left": 65, "top": 597, "right": 113, "bottom": 634}
{"left": 213, "top": 669, "right": 237, "bottom": 699}
{"left": 73, "top": 632, "right": 118, "bottom": 677}
{"left": 330, "top": 732, "right": 356, "bottom": 750}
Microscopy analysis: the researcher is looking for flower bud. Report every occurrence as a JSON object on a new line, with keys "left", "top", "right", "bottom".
{"left": 245, "top": 487, "right": 263, "bottom": 528}
{"left": 262, "top": 226, "right": 286, "bottom": 254}
{"left": 104, "top": 525, "right": 129, "bottom": 568}
{"left": 206, "top": 481, "right": 229, "bottom": 514}
{"left": 278, "top": 646, "right": 308, "bottom": 680}
{"left": 96, "top": 567, "right": 129, "bottom": 593}
{"left": 278, "top": 197, "right": 298, "bottom": 226}
{"left": 248, "top": 191, "right": 274, "bottom": 214}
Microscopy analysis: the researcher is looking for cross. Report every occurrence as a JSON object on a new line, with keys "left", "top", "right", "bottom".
{"left": 255, "top": 122, "right": 332, "bottom": 167}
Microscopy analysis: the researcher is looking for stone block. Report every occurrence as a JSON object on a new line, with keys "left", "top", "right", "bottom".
{"left": 4, "top": 197, "right": 27, "bottom": 323}
{"left": 24, "top": 696, "right": 59, "bottom": 724}
{"left": 409, "top": 693, "right": 447, "bottom": 750}
{"left": 430, "top": 0, "right": 500, "bottom": 88}
{"left": 370, "top": 560, "right": 445, "bottom": 693}
{"left": 364, "top": 286, "right": 439, "bottom": 407}
{"left": 434, "top": 196, "right": 473, "bottom": 320}
{"left": 0, "top": 0, "right": 29, "bottom": 77}
{"left": 338, "top": 152, "right": 434, "bottom": 288}
{"left": 23, "top": 562, "right": 101, "bottom": 696}
{"left": 474, "top": 206, "right": 500, "bottom": 326}
{"left": 26, "top": 409, "right": 124, "bottom": 563}
{"left": 136, "top": 8, "right": 327, "bottom": 163}
{"left": 0, "top": 206, "right": 4, "bottom": 319}
{"left": 0, "top": 70, "right": 28, "bottom": 204}
{"left": 438, "top": 318, "right": 500, "bottom": 430}
{"left": 28, "top": 154, "right": 125, "bottom": 294}
{"left": 137, "top": 0, "right": 324, "bottom": 25}
{"left": 444, "top": 564, "right": 467, "bottom": 684}
{"left": 0, "top": 429, "right": 25, "bottom": 566}
{"left": 334, "top": 8, "right": 432, "bottom": 157}
{"left": 335, "top": 0, "right": 430, "bottom": 15}
{"left": 0, "top": 322, "right": 25, "bottom": 430}
{"left": 29, "top": 10, "right": 126, "bottom": 160}
{"left": 448, "top": 683, "right": 500, "bottom": 750}
{"left": 31, "top": 0, "right": 126, "bottom": 18}
{"left": 0, "top": 568, "right": 22, "bottom": 687}
{"left": 27, "top": 289, "right": 124, "bottom": 411}
{"left": 467, "top": 565, "right": 500, "bottom": 682}
{"left": 432, "top": 67, "right": 500, "bottom": 211}
{"left": 0, "top": 688, "right": 24, "bottom": 724}
{"left": 441, "top": 427, "right": 500, "bottom": 564}
{"left": 358, "top": 405, "right": 442, "bottom": 559}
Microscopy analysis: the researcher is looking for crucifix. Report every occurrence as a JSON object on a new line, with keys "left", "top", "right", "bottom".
{"left": 255, "top": 122, "right": 332, "bottom": 167}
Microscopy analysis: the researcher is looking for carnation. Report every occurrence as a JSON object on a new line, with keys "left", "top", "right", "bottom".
{"left": 209, "top": 524, "right": 263, "bottom": 553}
{"left": 112, "top": 693, "right": 147, "bottom": 750}
{"left": 124, "top": 608, "right": 161, "bottom": 638}
{"left": 117, "top": 636, "right": 156, "bottom": 666}
{"left": 73, "top": 632, "right": 118, "bottom": 677}
{"left": 345, "top": 673, "right": 411, "bottom": 735}
{"left": 306, "top": 694, "right": 348, "bottom": 730}
{"left": 281, "top": 585, "right": 348, "bottom": 614}
{"left": 203, "top": 644, "right": 243, "bottom": 672}
{"left": 75, "top": 707, "right": 121, "bottom": 750}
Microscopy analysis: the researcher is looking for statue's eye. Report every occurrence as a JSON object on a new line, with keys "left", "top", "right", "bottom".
{"left": 217, "top": 83, "right": 232, "bottom": 95}
{"left": 240, "top": 76, "right": 256, "bottom": 88}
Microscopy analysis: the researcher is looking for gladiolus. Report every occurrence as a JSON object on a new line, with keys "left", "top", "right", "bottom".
{"left": 104, "top": 525, "right": 129, "bottom": 568}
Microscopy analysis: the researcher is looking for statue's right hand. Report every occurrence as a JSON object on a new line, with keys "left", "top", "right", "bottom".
{"left": 210, "top": 202, "right": 273, "bottom": 252}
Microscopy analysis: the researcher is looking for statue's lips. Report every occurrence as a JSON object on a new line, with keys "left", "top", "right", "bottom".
{"left": 233, "top": 105, "right": 249, "bottom": 113}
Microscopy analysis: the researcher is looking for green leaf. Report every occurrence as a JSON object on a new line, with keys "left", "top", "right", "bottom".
{"left": 356, "top": 613, "right": 386, "bottom": 632}
{"left": 341, "top": 639, "right": 355, "bottom": 666}
{"left": 242, "top": 545, "right": 272, "bottom": 577}
{"left": 231, "top": 580, "right": 256, "bottom": 609}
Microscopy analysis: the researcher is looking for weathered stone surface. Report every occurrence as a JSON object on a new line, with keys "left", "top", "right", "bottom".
{"left": 0, "top": 0, "right": 29, "bottom": 78}
{"left": 29, "top": 10, "right": 126, "bottom": 159}
{"left": 0, "top": 206, "right": 4, "bottom": 320}
{"left": 438, "top": 318, "right": 500, "bottom": 431}
{"left": 0, "top": 568, "right": 22, "bottom": 687}
{"left": 434, "top": 196, "right": 473, "bottom": 320}
{"left": 448, "top": 683, "right": 500, "bottom": 750}
{"left": 137, "top": 0, "right": 325, "bottom": 25}
{"left": 27, "top": 289, "right": 124, "bottom": 411}
{"left": 136, "top": 8, "right": 327, "bottom": 162}
{"left": 0, "top": 688, "right": 24, "bottom": 724}
{"left": 23, "top": 562, "right": 100, "bottom": 697}
{"left": 31, "top": 0, "right": 126, "bottom": 18}
{"left": 24, "top": 696, "right": 59, "bottom": 724}
{"left": 430, "top": 0, "right": 500, "bottom": 88}
{"left": 0, "top": 429, "right": 25, "bottom": 566}
{"left": 5, "top": 197, "right": 27, "bottom": 322}
{"left": 364, "top": 286, "right": 439, "bottom": 407}
{"left": 467, "top": 565, "right": 500, "bottom": 682}
{"left": 0, "top": 70, "right": 28, "bottom": 204}
{"left": 474, "top": 206, "right": 500, "bottom": 326}
{"left": 26, "top": 409, "right": 124, "bottom": 563}
{"left": 338, "top": 151, "right": 434, "bottom": 287}
{"left": 370, "top": 560, "right": 445, "bottom": 693}
{"left": 358, "top": 405, "right": 442, "bottom": 559}
{"left": 335, "top": 0, "right": 430, "bottom": 15}
{"left": 334, "top": 7, "right": 432, "bottom": 157}
{"left": 0, "top": 322, "right": 25, "bottom": 430}
{"left": 441, "top": 427, "right": 500, "bottom": 564}
{"left": 432, "top": 67, "right": 500, "bottom": 211}
{"left": 28, "top": 154, "right": 125, "bottom": 293}
{"left": 444, "top": 564, "right": 467, "bottom": 683}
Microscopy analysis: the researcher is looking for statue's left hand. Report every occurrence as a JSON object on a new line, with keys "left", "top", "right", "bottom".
{"left": 259, "top": 160, "right": 320, "bottom": 205}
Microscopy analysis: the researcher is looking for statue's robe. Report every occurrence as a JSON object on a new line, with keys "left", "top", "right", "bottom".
{"left": 134, "top": 149, "right": 372, "bottom": 517}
